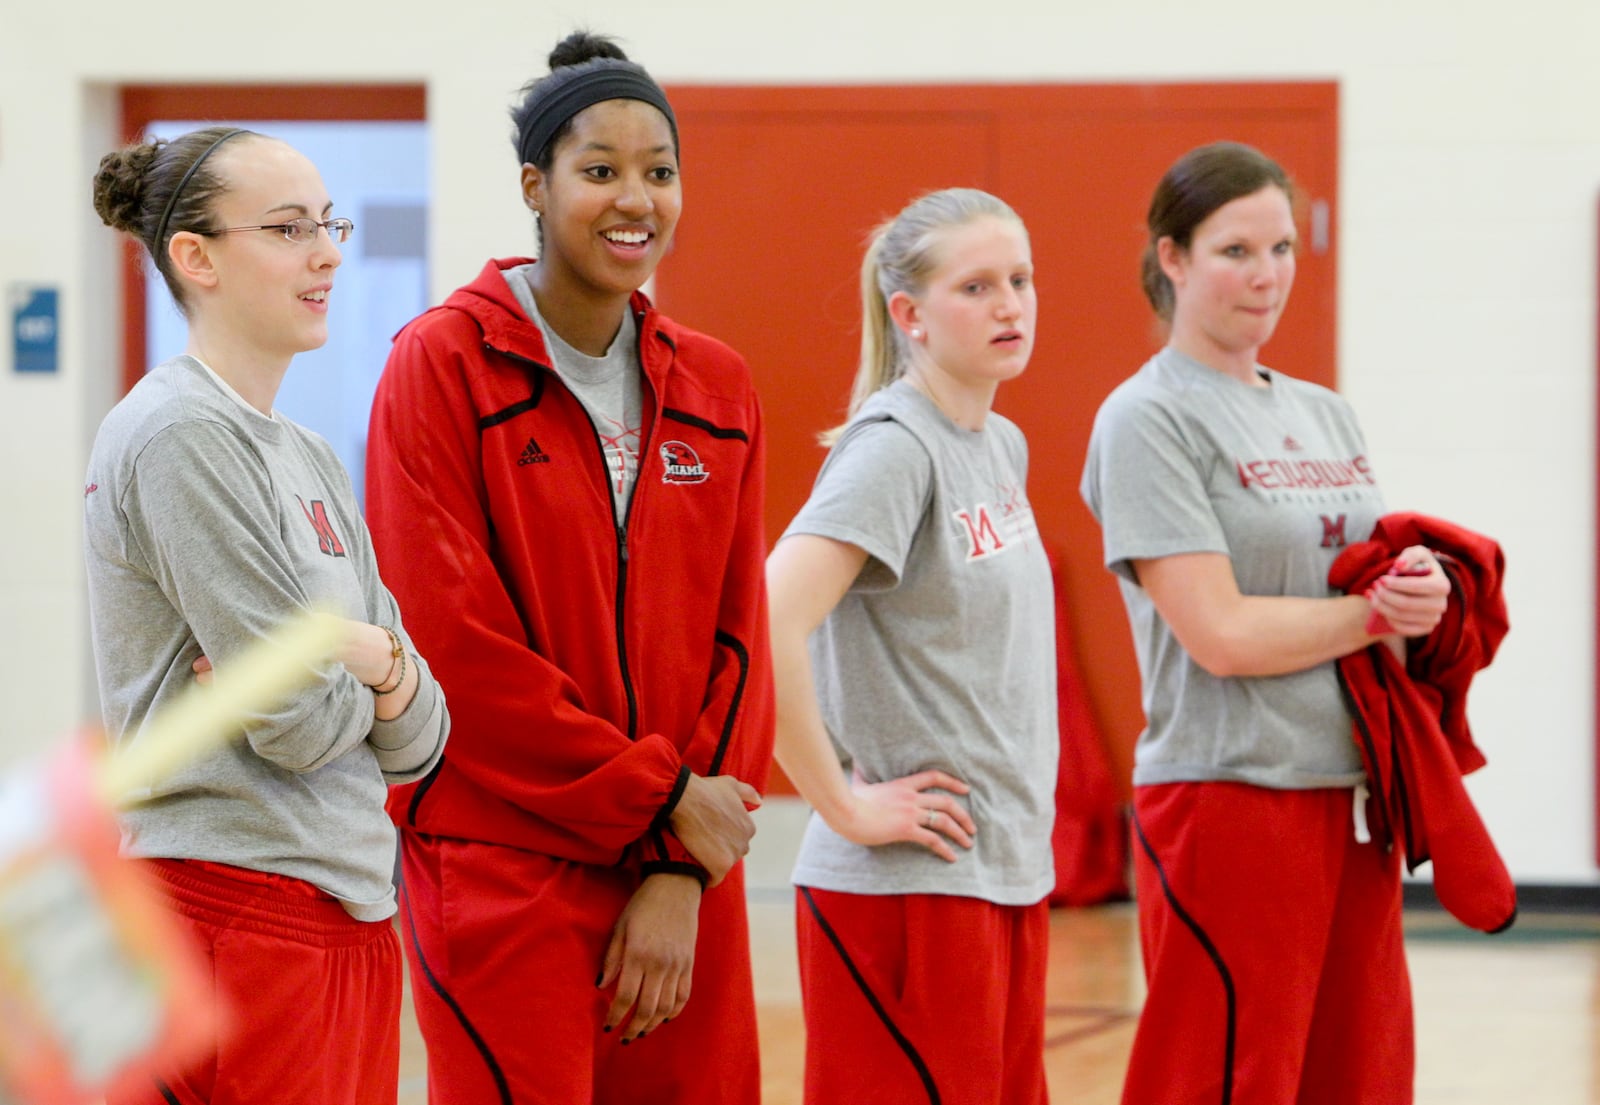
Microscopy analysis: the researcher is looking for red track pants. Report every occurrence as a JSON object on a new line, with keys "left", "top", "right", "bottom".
{"left": 108, "top": 858, "right": 401, "bottom": 1105}
{"left": 397, "top": 830, "right": 760, "bottom": 1105}
{"left": 1123, "top": 782, "right": 1413, "bottom": 1105}
{"left": 796, "top": 886, "right": 1049, "bottom": 1105}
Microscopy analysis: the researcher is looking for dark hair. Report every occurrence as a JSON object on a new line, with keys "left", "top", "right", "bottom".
{"left": 509, "top": 31, "right": 676, "bottom": 171}
{"left": 92, "top": 126, "right": 257, "bottom": 313}
{"left": 1141, "top": 141, "right": 1296, "bottom": 321}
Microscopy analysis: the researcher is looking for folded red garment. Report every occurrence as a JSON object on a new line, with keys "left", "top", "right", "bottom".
{"left": 1329, "top": 513, "right": 1515, "bottom": 934}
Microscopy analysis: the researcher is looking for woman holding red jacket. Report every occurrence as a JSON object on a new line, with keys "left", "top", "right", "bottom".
{"left": 1081, "top": 141, "right": 1452, "bottom": 1105}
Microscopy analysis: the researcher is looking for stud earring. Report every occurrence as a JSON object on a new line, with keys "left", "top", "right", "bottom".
{"left": 909, "top": 328, "right": 922, "bottom": 340}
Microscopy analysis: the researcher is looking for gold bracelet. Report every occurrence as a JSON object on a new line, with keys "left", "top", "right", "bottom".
{"left": 372, "top": 626, "right": 406, "bottom": 696}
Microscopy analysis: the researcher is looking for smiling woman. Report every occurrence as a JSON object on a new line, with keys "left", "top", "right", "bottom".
{"left": 138, "top": 117, "right": 429, "bottom": 505}
{"left": 1152, "top": 175, "right": 1297, "bottom": 382}
{"left": 83, "top": 126, "right": 449, "bottom": 1104}
{"left": 362, "top": 29, "right": 775, "bottom": 1105}
{"left": 165, "top": 138, "right": 349, "bottom": 399}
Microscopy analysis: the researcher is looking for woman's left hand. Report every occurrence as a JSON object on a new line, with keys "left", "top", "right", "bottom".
{"left": 598, "top": 873, "right": 701, "bottom": 1042}
{"left": 841, "top": 769, "right": 977, "bottom": 862}
{"left": 192, "top": 655, "right": 213, "bottom": 686}
{"left": 1367, "top": 544, "right": 1451, "bottom": 639}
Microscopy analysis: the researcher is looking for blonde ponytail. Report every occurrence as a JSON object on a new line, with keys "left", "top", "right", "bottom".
{"left": 821, "top": 230, "right": 901, "bottom": 445}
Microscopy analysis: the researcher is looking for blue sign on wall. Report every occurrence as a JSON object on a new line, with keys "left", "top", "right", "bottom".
{"left": 12, "top": 286, "right": 59, "bottom": 374}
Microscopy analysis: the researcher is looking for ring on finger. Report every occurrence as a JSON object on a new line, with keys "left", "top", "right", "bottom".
{"left": 923, "top": 809, "right": 937, "bottom": 829}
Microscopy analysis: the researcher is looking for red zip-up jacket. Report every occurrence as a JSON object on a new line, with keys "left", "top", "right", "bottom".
{"left": 364, "top": 258, "right": 773, "bottom": 880}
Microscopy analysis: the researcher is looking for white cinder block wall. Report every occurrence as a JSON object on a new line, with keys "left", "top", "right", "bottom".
{"left": 1, "top": 0, "right": 1593, "bottom": 883}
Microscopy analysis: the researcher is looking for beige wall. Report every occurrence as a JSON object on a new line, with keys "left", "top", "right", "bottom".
{"left": 1, "top": 0, "right": 1594, "bottom": 881}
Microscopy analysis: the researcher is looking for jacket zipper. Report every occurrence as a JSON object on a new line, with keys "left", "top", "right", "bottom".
{"left": 611, "top": 519, "right": 638, "bottom": 741}
{"left": 494, "top": 324, "right": 658, "bottom": 742}
{"left": 610, "top": 330, "right": 659, "bottom": 742}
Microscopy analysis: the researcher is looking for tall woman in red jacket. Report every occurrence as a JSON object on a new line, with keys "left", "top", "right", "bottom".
{"left": 364, "top": 32, "right": 772, "bottom": 1105}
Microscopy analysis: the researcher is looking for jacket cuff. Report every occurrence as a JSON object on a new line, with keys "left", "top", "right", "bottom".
{"left": 640, "top": 861, "right": 709, "bottom": 888}
{"left": 649, "top": 764, "right": 692, "bottom": 831}
{"left": 641, "top": 825, "right": 709, "bottom": 883}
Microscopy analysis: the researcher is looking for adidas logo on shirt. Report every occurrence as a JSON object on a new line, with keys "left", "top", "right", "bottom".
{"left": 518, "top": 438, "right": 551, "bottom": 466}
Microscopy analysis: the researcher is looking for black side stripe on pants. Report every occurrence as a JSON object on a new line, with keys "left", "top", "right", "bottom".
{"left": 707, "top": 630, "right": 750, "bottom": 777}
{"left": 400, "top": 873, "right": 513, "bottom": 1105}
{"left": 797, "top": 886, "right": 942, "bottom": 1105}
{"left": 1131, "top": 808, "right": 1237, "bottom": 1105}
{"left": 155, "top": 1077, "right": 181, "bottom": 1105}
{"left": 406, "top": 756, "right": 444, "bottom": 827}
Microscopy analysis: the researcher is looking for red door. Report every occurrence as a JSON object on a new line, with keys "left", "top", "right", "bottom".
{"left": 657, "top": 82, "right": 1339, "bottom": 794}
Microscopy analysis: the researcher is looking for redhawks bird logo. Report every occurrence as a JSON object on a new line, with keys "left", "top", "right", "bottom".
{"left": 659, "top": 440, "right": 709, "bottom": 484}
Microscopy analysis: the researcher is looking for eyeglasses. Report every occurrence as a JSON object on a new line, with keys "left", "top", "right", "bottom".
{"left": 205, "top": 217, "right": 355, "bottom": 245}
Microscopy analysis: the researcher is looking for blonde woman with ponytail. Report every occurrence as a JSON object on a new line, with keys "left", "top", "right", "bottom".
{"left": 767, "top": 187, "right": 1058, "bottom": 1104}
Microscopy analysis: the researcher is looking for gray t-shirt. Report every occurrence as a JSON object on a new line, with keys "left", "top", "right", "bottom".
{"left": 784, "top": 380, "right": 1058, "bottom": 906}
{"left": 1080, "top": 347, "right": 1385, "bottom": 789}
{"left": 504, "top": 264, "right": 642, "bottom": 521}
{"left": 83, "top": 356, "right": 448, "bottom": 920}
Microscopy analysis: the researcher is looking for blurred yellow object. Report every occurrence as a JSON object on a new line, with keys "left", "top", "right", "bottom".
{"left": 96, "top": 609, "right": 346, "bottom": 805}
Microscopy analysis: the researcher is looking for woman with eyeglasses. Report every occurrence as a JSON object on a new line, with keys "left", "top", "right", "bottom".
{"left": 85, "top": 125, "right": 448, "bottom": 1105}
{"left": 365, "top": 30, "right": 772, "bottom": 1105}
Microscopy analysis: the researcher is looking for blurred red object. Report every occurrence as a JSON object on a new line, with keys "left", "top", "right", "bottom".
{"left": 0, "top": 736, "right": 216, "bottom": 1105}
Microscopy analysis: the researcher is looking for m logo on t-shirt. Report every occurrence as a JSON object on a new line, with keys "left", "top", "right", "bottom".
{"left": 296, "top": 496, "right": 347, "bottom": 558}
{"left": 1320, "top": 513, "right": 1348, "bottom": 549}
{"left": 954, "top": 487, "right": 1039, "bottom": 562}
{"left": 954, "top": 505, "right": 1006, "bottom": 561}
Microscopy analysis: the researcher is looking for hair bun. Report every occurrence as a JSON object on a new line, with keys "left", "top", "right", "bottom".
{"left": 548, "top": 30, "right": 628, "bottom": 69}
{"left": 91, "top": 139, "right": 166, "bottom": 234}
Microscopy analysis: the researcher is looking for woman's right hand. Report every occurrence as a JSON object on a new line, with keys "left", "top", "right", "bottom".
{"left": 668, "top": 773, "right": 761, "bottom": 887}
{"left": 836, "top": 768, "right": 977, "bottom": 863}
{"left": 766, "top": 534, "right": 976, "bottom": 861}
{"left": 599, "top": 872, "right": 700, "bottom": 1042}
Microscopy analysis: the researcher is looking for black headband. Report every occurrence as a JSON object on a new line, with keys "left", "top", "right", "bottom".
{"left": 153, "top": 128, "right": 248, "bottom": 254}
{"left": 516, "top": 65, "right": 677, "bottom": 166}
